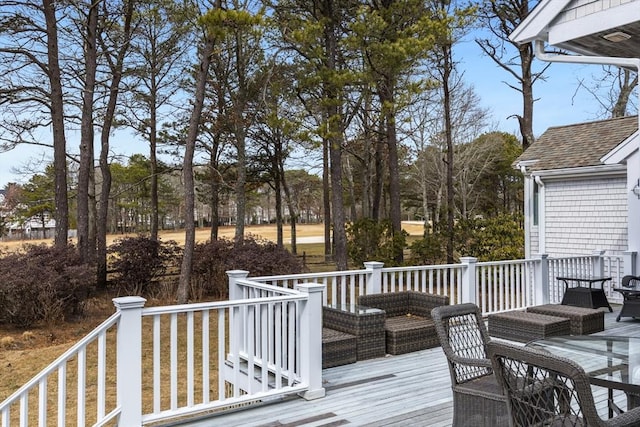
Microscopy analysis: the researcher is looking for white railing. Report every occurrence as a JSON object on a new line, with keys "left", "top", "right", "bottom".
{"left": 475, "top": 259, "right": 537, "bottom": 314}
{"left": 249, "top": 266, "right": 373, "bottom": 306}
{"left": 0, "top": 312, "right": 121, "bottom": 427}
{"left": 251, "top": 252, "right": 631, "bottom": 314}
{"left": 548, "top": 252, "right": 627, "bottom": 305}
{"left": 141, "top": 295, "right": 309, "bottom": 424}
{"left": 380, "top": 264, "right": 462, "bottom": 299}
{"left": 138, "top": 278, "right": 325, "bottom": 426}
{"left": 0, "top": 284, "right": 325, "bottom": 427}
{"left": 1, "top": 250, "right": 635, "bottom": 426}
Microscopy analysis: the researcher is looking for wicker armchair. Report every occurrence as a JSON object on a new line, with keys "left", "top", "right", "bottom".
{"left": 488, "top": 341, "right": 640, "bottom": 427}
{"left": 616, "top": 275, "right": 640, "bottom": 322}
{"left": 358, "top": 291, "right": 448, "bottom": 355}
{"left": 431, "top": 303, "right": 509, "bottom": 427}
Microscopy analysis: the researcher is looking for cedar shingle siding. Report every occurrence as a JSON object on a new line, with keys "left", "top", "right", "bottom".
{"left": 545, "top": 177, "right": 628, "bottom": 257}
{"left": 517, "top": 116, "right": 637, "bottom": 264}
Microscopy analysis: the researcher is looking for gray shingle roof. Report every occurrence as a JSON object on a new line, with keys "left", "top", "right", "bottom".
{"left": 515, "top": 115, "right": 638, "bottom": 171}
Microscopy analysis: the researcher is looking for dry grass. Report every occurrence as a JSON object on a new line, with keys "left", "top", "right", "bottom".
{"left": 0, "top": 222, "right": 425, "bottom": 253}
{"left": 0, "top": 222, "right": 427, "bottom": 418}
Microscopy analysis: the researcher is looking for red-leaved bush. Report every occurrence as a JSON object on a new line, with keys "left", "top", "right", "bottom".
{"left": 0, "top": 244, "right": 94, "bottom": 327}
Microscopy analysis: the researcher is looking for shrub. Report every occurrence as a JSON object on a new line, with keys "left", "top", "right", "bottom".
{"left": 108, "top": 236, "right": 182, "bottom": 297}
{"left": 409, "top": 230, "right": 447, "bottom": 265}
{"left": 191, "top": 234, "right": 305, "bottom": 300}
{"left": 346, "top": 219, "right": 407, "bottom": 267}
{"left": 0, "top": 244, "right": 95, "bottom": 327}
{"left": 454, "top": 213, "right": 525, "bottom": 261}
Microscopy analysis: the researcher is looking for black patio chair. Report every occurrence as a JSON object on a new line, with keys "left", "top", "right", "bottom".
{"left": 622, "top": 274, "right": 640, "bottom": 289}
{"left": 431, "top": 303, "right": 509, "bottom": 427}
{"left": 488, "top": 341, "right": 640, "bottom": 427}
{"left": 616, "top": 275, "right": 640, "bottom": 321}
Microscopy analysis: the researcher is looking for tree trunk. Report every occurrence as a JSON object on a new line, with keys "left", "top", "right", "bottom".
{"left": 381, "top": 76, "right": 402, "bottom": 263}
{"left": 280, "top": 157, "right": 297, "bottom": 254}
{"left": 323, "top": 138, "right": 332, "bottom": 260}
{"left": 323, "top": 0, "right": 347, "bottom": 270}
{"left": 345, "top": 156, "right": 357, "bottom": 221}
{"left": 78, "top": 1, "right": 98, "bottom": 263}
{"left": 329, "top": 134, "right": 347, "bottom": 270}
{"left": 177, "top": 36, "right": 215, "bottom": 304}
{"left": 96, "top": 0, "right": 135, "bottom": 289}
{"left": 209, "top": 157, "right": 220, "bottom": 240}
{"left": 519, "top": 43, "right": 535, "bottom": 150}
{"left": 274, "top": 165, "right": 284, "bottom": 248}
{"left": 43, "top": 0, "right": 69, "bottom": 248}
{"left": 442, "top": 44, "right": 455, "bottom": 264}
{"left": 371, "top": 121, "right": 385, "bottom": 221}
{"left": 612, "top": 70, "right": 638, "bottom": 118}
{"left": 150, "top": 99, "right": 159, "bottom": 240}
{"left": 234, "top": 127, "right": 247, "bottom": 244}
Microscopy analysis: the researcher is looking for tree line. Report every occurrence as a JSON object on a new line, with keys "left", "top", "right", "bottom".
{"left": 0, "top": 1, "right": 636, "bottom": 303}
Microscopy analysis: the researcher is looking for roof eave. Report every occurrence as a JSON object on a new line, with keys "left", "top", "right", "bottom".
{"left": 509, "top": 0, "right": 573, "bottom": 45}
{"left": 532, "top": 164, "right": 627, "bottom": 180}
{"left": 601, "top": 131, "right": 640, "bottom": 165}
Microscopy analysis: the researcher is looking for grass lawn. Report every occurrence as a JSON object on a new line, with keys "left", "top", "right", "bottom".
{"left": 0, "top": 222, "right": 427, "bottom": 409}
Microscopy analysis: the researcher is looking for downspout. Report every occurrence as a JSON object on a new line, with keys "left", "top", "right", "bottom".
{"left": 520, "top": 164, "right": 531, "bottom": 258}
{"left": 534, "top": 175, "right": 545, "bottom": 254}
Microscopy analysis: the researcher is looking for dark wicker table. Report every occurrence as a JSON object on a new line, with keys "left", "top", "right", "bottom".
{"left": 558, "top": 275, "right": 613, "bottom": 312}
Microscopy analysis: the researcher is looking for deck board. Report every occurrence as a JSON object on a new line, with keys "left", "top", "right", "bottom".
{"left": 167, "top": 306, "right": 640, "bottom": 427}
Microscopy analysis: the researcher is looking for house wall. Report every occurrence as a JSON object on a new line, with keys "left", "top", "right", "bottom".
{"left": 530, "top": 227, "right": 540, "bottom": 255}
{"left": 543, "top": 176, "right": 628, "bottom": 257}
{"left": 556, "top": 0, "right": 636, "bottom": 23}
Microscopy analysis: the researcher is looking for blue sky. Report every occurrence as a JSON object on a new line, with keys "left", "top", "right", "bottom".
{"left": 0, "top": 35, "right": 627, "bottom": 189}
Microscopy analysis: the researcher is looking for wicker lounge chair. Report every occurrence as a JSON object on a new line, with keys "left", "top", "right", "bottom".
{"left": 488, "top": 341, "right": 640, "bottom": 427}
{"left": 431, "top": 303, "right": 509, "bottom": 427}
{"left": 358, "top": 290, "right": 448, "bottom": 355}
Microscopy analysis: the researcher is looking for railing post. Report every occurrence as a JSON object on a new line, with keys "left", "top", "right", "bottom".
{"left": 624, "top": 251, "right": 638, "bottom": 276}
{"left": 534, "top": 254, "right": 550, "bottom": 305}
{"left": 227, "top": 270, "right": 249, "bottom": 358}
{"left": 460, "top": 257, "right": 477, "bottom": 305}
{"left": 227, "top": 270, "right": 249, "bottom": 300}
{"left": 591, "top": 250, "right": 606, "bottom": 276}
{"left": 294, "top": 282, "right": 326, "bottom": 401}
{"left": 113, "top": 296, "right": 146, "bottom": 426}
{"left": 364, "top": 261, "right": 384, "bottom": 295}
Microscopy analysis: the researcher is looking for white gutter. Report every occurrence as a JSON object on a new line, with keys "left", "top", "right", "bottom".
{"left": 534, "top": 40, "right": 639, "bottom": 70}
{"left": 532, "top": 164, "right": 627, "bottom": 180}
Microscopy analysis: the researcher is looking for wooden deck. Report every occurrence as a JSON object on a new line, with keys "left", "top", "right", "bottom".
{"left": 168, "top": 306, "right": 640, "bottom": 427}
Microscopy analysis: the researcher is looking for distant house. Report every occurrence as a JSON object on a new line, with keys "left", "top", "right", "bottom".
{"left": 0, "top": 185, "right": 57, "bottom": 240}
{"left": 510, "top": 0, "right": 640, "bottom": 274}
{"left": 515, "top": 116, "right": 638, "bottom": 263}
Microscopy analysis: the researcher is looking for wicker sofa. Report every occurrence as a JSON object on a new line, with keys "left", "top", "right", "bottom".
{"left": 358, "top": 291, "right": 450, "bottom": 355}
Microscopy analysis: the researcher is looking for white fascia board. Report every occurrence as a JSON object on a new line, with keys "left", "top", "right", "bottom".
{"left": 514, "top": 159, "right": 539, "bottom": 174}
{"left": 601, "top": 131, "right": 639, "bottom": 165}
{"left": 532, "top": 164, "right": 626, "bottom": 181}
{"left": 509, "top": 0, "right": 572, "bottom": 44}
{"left": 548, "top": 1, "right": 640, "bottom": 45}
